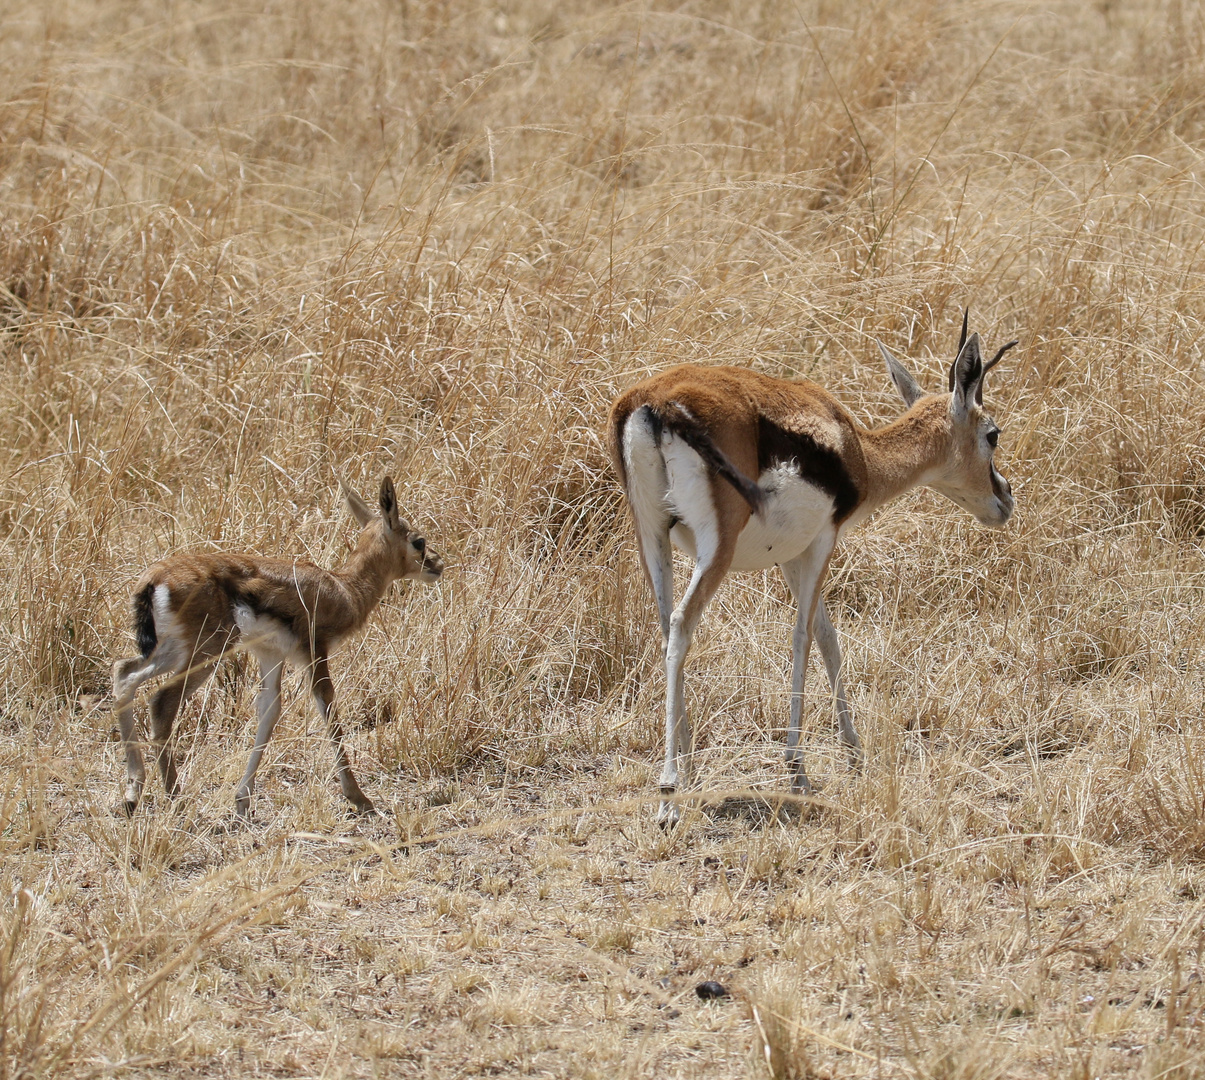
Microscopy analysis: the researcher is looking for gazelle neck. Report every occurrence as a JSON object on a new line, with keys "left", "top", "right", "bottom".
{"left": 333, "top": 525, "right": 396, "bottom": 628}
{"left": 856, "top": 397, "right": 951, "bottom": 519}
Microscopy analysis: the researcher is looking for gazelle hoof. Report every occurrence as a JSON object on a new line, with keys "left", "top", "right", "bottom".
{"left": 350, "top": 799, "right": 377, "bottom": 818}
{"left": 116, "top": 783, "right": 142, "bottom": 817}
{"left": 656, "top": 790, "right": 682, "bottom": 829}
{"left": 788, "top": 775, "right": 815, "bottom": 798}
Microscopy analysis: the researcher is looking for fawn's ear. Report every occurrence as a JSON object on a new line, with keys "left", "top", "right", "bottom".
{"left": 340, "top": 477, "right": 374, "bottom": 527}
{"left": 379, "top": 475, "right": 410, "bottom": 534}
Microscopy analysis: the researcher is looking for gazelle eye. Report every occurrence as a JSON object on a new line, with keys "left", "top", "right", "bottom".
{"left": 986, "top": 429, "right": 999, "bottom": 449}
{"left": 412, "top": 536, "right": 426, "bottom": 554}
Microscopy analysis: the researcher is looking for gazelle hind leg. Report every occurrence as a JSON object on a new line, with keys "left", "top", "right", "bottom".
{"left": 633, "top": 512, "right": 686, "bottom": 822}
{"left": 112, "top": 650, "right": 178, "bottom": 815}
{"left": 148, "top": 660, "right": 217, "bottom": 801}
{"left": 812, "top": 600, "right": 862, "bottom": 766}
{"left": 623, "top": 408, "right": 692, "bottom": 822}
{"left": 658, "top": 519, "right": 736, "bottom": 827}
{"left": 234, "top": 655, "right": 284, "bottom": 817}
{"left": 638, "top": 521, "right": 675, "bottom": 652}
{"left": 113, "top": 657, "right": 152, "bottom": 814}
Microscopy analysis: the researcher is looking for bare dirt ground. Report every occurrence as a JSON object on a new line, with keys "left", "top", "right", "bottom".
{"left": 4, "top": 1, "right": 1205, "bottom": 1076}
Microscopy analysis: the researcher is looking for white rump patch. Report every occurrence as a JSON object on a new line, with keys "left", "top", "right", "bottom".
{"left": 623, "top": 411, "right": 837, "bottom": 574}
{"left": 147, "top": 583, "right": 193, "bottom": 667}
{"left": 662, "top": 437, "right": 719, "bottom": 565}
{"left": 152, "top": 584, "right": 180, "bottom": 637}
{"left": 622, "top": 410, "right": 672, "bottom": 535}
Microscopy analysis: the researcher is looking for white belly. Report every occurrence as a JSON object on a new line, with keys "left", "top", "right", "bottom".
{"left": 669, "top": 464, "right": 834, "bottom": 572}
{"left": 233, "top": 604, "right": 308, "bottom": 665}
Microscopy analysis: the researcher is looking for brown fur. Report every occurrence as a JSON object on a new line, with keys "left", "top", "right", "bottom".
{"left": 608, "top": 336, "right": 1015, "bottom": 821}
{"left": 609, "top": 364, "right": 870, "bottom": 524}
{"left": 610, "top": 360, "right": 1009, "bottom": 535}
{"left": 134, "top": 532, "right": 416, "bottom": 660}
{"left": 112, "top": 477, "right": 443, "bottom": 818}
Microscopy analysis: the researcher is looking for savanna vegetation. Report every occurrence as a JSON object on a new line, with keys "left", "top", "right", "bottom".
{"left": 3, "top": 1, "right": 1205, "bottom": 1076}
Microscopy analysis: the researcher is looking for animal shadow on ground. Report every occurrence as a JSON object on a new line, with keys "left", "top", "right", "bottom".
{"left": 700, "top": 792, "right": 813, "bottom": 826}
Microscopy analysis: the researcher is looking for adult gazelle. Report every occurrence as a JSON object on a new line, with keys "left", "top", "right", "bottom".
{"left": 608, "top": 317, "right": 1017, "bottom": 824}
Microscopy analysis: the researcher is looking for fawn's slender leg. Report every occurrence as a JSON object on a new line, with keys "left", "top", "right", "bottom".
{"left": 148, "top": 660, "right": 217, "bottom": 799}
{"left": 234, "top": 654, "right": 285, "bottom": 817}
{"left": 309, "top": 653, "right": 374, "bottom": 814}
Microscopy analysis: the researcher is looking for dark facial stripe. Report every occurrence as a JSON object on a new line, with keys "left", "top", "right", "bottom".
{"left": 757, "top": 416, "right": 861, "bottom": 523}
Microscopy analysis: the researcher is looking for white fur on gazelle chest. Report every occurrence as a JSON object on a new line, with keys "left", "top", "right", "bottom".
{"left": 730, "top": 465, "right": 833, "bottom": 571}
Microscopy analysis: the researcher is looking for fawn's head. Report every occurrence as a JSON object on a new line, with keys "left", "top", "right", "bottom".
{"left": 342, "top": 475, "right": 444, "bottom": 583}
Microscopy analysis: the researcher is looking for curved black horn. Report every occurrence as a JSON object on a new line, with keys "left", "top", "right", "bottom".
{"left": 976, "top": 339, "right": 1019, "bottom": 404}
{"left": 982, "top": 339, "right": 1019, "bottom": 375}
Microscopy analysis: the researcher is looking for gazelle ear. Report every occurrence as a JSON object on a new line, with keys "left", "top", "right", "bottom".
{"left": 340, "top": 477, "right": 375, "bottom": 527}
{"left": 948, "top": 308, "right": 971, "bottom": 392}
{"left": 378, "top": 476, "right": 409, "bottom": 534}
{"left": 878, "top": 342, "right": 926, "bottom": 407}
{"left": 949, "top": 333, "right": 984, "bottom": 417}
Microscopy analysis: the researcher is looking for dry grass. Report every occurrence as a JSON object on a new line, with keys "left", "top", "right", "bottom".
{"left": 3, "top": 0, "right": 1205, "bottom": 1075}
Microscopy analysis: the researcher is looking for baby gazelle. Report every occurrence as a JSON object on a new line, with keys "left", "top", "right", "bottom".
{"left": 112, "top": 476, "right": 443, "bottom": 818}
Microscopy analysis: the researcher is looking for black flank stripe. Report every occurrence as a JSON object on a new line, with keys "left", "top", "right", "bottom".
{"left": 757, "top": 416, "right": 861, "bottom": 522}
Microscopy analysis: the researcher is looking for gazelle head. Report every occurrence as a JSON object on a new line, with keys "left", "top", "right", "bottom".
{"left": 879, "top": 314, "right": 1019, "bottom": 528}
{"left": 341, "top": 475, "right": 444, "bottom": 583}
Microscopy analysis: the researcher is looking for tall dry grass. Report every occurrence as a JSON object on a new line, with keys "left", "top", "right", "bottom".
{"left": 3, "top": 0, "right": 1205, "bottom": 1075}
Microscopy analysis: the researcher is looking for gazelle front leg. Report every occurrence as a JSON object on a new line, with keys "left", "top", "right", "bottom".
{"left": 812, "top": 600, "right": 862, "bottom": 766}
{"left": 234, "top": 655, "right": 284, "bottom": 817}
{"left": 780, "top": 531, "right": 837, "bottom": 796}
{"left": 309, "top": 653, "right": 374, "bottom": 815}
